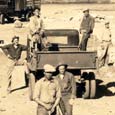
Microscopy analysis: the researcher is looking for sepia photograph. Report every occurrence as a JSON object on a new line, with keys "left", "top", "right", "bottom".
{"left": 0, "top": 0, "right": 115, "bottom": 115}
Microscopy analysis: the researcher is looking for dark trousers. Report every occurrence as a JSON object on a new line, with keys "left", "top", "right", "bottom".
{"left": 80, "top": 33, "right": 90, "bottom": 51}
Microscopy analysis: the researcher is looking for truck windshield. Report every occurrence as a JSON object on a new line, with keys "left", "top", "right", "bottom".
{"left": 47, "top": 36, "right": 68, "bottom": 45}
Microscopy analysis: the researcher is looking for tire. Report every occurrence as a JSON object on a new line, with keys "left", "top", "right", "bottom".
{"left": 90, "top": 79, "right": 96, "bottom": 99}
{"left": 28, "top": 73, "right": 36, "bottom": 101}
{"left": 82, "top": 80, "right": 90, "bottom": 99}
{"left": 0, "top": 14, "right": 5, "bottom": 24}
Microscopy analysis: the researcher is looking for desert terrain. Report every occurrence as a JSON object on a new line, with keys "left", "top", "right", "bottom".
{"left": 0, "top": 4, "right": 115, "bottom": 115}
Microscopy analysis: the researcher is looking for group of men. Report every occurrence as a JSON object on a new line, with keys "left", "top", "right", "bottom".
{"left": 0, "top": 6, "right": 112, "bottom": 115}
{"left": 33, "top": 63, "right": 76, "bottom": 115}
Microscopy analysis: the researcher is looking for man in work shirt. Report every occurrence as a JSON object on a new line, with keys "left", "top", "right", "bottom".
{"left": 56, "top": 63, "right": 76, "bottom": 115}
{"left": 99, "top": 21, "right": 112, "bottom": 68}
{"left": 79, "top": 9, "right": 95, "bottom": 51}
{"left": 0, "top": 36, "right": 29, "bottom": 94}
{"left": 33, "top": 64, "right": 61, "bottom": 115}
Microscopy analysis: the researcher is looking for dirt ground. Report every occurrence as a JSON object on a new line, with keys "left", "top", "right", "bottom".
{"left": 0, "top": 4, "right": 115, "bottom": 115}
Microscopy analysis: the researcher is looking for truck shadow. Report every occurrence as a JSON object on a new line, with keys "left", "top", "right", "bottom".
{"left": 96, "top": 79, "right": 115, "bottom": 98}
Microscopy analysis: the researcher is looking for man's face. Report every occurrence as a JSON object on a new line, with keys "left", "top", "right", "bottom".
{"left": 33, "top": 9, "right": 40, "bottom": 17}
{"left": 44, "top": 72, "right": 53, "bottom": 80}
{"left": 58, "top": 65, "right": 66, "bottom": 74}
{"left": 13, "top": 39, "right": 19, "bottom": 45}
{"left": 84, "top": 11, "right": 89, "bottom": 17}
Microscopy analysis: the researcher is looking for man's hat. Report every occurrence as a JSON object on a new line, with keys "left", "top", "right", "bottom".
{"left": 11, "top": 36, "right": 19, "bottom": 42}
{"left": 105, "top": 21, "right": 110, "bottom": 25}
{"left": 44, "top": 64, "right": 56, "bottom": 72}
{"left": 57, "top": 63, "right": 68, "bottom": 69}
{"left": 83, "top": 8, "right": 89, "bottom": 13}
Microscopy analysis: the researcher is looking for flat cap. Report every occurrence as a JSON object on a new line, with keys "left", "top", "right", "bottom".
{"left": 44, "top": 64, "right": 56, "bottom": 72}
{"left": 83, "top": 8, "right": 89, "bottom": 13}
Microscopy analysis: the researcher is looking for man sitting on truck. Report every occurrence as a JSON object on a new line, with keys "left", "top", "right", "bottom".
{"left": 28, "top": 7, "right": 47, "bottom": 52}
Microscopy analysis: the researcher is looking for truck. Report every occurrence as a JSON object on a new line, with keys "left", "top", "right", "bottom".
{"left": 27, "top": 29, "right": 98, "bottom": 100}
{"left": 0, "top": 0, "right": 41, "bottom": 24}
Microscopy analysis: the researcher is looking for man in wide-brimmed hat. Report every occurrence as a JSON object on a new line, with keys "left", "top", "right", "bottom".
{"left": 0, "top": 36, "right": 29, "bottom": 94}
{"left": 56, "top": 63, "right": 76, "bottom": 115}
{"left": 79, "top": 8, "right": 95, "bottom": 51}
{"left": 33, "top": 64, "right": 61, "bottom": 115}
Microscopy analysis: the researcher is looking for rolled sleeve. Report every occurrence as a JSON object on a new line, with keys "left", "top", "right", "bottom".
{"left": 33, "top": 80, "right": 41, "bottom": 100}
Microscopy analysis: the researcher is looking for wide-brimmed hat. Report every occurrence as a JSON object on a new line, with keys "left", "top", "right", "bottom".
{"left": 44, "top": 64, "right": 56, "bottom": 72}
{"left": 83, "top": 8, "right": 89, "bottom": 13}
{"left": 56, "top": 63, "right": 68, "bottom": 69}
{"left": 11, "top": 36, "right": 19, "bottom": 42}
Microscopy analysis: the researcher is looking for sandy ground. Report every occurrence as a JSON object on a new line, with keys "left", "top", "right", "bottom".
{"left": 0, "top": 4, "right": 115, "bottom": 115}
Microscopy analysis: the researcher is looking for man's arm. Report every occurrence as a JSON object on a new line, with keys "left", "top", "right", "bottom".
{"left": 50, "top": 80, "right": 61, "bottom": 113}
{"left": 89, "top": 17, "right": 95, "bottom": 33}
{"left": 71, "top": 74, "right": 76, "bottom": 99}
{"left": 21, "top": 44, "right": 28, "bottom": 51}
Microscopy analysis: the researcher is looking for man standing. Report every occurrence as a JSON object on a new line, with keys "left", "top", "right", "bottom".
{"left": 56, "top": 64, "right": 76, "bottom": 115}
{"left": 33, "top": 64, "right": 61, "bottom": 115}
{"left": 0, "top": 36, "right": 29, "bottom": 94}
{"left": 99, "top": 21, "right": 112, "bottom": 68}
{"left": 79, "top": 9, "right": 95, "bottom": 51}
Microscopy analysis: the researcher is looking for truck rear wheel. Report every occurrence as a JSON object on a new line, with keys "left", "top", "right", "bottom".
{"left": 89, "top": 72, "right": 96, "bottom": 98}
{"left": 82, "top": 80, "right": 90, "bottom": 99}
{"left": 29, "top": 73, "right": 36, "bottom": 101}
{"left": 90, "top": 79, "right": 96, "bottom": 98}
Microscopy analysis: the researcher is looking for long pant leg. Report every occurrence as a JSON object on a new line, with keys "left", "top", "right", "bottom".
{"left": 62, "top": 95, "right": 72, "bottom": 115}
{"left": 6, "top": 59, "right": 16, "bottom": 92}
{"left": 37, "top": 105, "right": 49, "bottom": 115}
{"left": 80, "top": 33, "right": 90, "bottom": 51}
{"left": 99, "top": 42, "right": 109, "bottom": 67}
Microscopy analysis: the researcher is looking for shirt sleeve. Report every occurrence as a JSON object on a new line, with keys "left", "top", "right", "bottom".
{"left": 90, "top": 17, "right": 95, "bottom": 31}
{"left": 21, "top": 44, "right": 28, "bottom": 51}
{"left": 0, "top": 44, "right": 10, "bottom": 49}
{"left": 33, "top": 80, "right": 41, "bottom": 100}
{"left": 40, "top": 19, "right": 45, "bottom": 31}
{"left": 71, "top": 74, "right": 76, "bottom": 98}
{"left": 55, "top": 80, "right": 61, "bottom": 98}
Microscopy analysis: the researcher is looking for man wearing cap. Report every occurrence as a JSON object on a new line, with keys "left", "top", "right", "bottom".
{"left": 56, "top": 64, "right": 76, "bottom": 115}
{"left": 99, "top": 21, "right": 112, "bottom": 67}
{"left": 0, "top": 36, "right": 29, "bottom": 93}
{"left": 33, "top": 64, "right": 61, "bottom": 115}
{"left": 79, "top": 9, "right": 95, "bottom": 51}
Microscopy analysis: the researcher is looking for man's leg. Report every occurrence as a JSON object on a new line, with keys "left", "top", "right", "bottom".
{"left": 6, "top": 60, "right": 16, "bottom": 93}
{"left": 62, "top": 95, "right": 72, "bottom": 115}
{"left": 80, "top": 33, "right": 90, "bottom": 51}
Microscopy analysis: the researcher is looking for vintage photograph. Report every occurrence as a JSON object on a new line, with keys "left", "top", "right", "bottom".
{"left": 0, "top": 0, "right": 115, "bottom": 115}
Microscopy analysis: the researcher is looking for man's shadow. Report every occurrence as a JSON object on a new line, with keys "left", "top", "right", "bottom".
{"left": 96, "top": 79, "right": 115, "bottom": 98}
